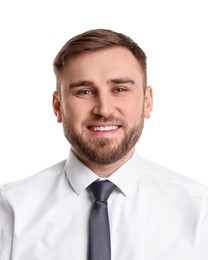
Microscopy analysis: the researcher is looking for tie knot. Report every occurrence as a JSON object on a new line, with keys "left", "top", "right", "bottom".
{"left": 89, "top": 180, "right": 116, "bottom": 202}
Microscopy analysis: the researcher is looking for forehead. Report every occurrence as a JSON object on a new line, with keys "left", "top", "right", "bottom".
{"left": 61, "top": 46, "right": 143, "bottom": 83}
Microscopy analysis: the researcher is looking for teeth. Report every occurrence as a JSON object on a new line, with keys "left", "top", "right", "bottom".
{"left": 92, "top": 126, "right": 119, "bottom": 131}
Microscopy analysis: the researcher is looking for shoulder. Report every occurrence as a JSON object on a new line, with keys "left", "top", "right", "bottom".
{"left": 138, "top": 157, "right": 208, "bottom": 197}
{"left": 0, "top": 160, "right": 67, "bottom": 203}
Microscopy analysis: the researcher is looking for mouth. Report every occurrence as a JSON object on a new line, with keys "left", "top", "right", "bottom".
{"left": 88, "top": 125, "right": 121, "bottom": 132}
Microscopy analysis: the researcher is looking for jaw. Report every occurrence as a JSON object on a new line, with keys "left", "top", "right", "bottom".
{"left": 71, "top": 145, "right": 136, "bottom": 178}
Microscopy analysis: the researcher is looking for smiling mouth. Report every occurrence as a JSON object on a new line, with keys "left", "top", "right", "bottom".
{"left": 88, "top": 125, "right": 121, "bottom": 132}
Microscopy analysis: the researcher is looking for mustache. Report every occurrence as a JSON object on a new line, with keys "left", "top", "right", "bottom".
{"left": 82, "top": 115, "right": 125, "bottom": 125}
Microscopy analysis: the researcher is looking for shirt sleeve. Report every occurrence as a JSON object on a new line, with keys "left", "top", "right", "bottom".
{"left": 0, "top": 190, "right": 13, "bottom": 260}
{"left": 194, "top": 196, "right": 208, "bottom": 259}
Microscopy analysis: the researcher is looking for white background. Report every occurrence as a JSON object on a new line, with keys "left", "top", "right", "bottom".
{"left": 0, "top": 0, "right": 207, "bottom": 185}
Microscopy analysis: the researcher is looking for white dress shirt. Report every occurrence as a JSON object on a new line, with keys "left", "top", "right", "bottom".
{"left": 1, "top": 150, "right": 208, "bottom": 260}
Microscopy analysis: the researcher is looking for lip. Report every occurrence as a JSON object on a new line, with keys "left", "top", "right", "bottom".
{"left": 88, "top": 125, "right": 120, "bottom": 132}
{"left": 87, "top": 123, "right": 122, "bottom": 135}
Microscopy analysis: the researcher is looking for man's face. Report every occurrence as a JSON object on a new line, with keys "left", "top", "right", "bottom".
{"left": 53, "top": 47, "right": 153, "bottom": 165}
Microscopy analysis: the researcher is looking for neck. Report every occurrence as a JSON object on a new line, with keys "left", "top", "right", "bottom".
{"left": 72, "top": 148, "right": 135, "bottom": 178}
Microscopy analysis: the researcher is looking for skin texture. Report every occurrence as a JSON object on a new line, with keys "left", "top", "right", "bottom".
{"left": 53, "top": 47, "right": 153, "bottom": 177}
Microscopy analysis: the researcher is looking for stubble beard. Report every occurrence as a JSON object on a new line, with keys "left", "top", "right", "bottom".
{"left": 62, "top": 114, "right": 144, "bottom": 165}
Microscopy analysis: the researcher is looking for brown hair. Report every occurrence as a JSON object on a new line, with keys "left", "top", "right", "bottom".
{"left": 53, "top": 29, "right": 147, "bottom": 89}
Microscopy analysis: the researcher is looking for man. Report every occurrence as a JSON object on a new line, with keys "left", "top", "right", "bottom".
{"left": 0, "top": 29, "right": 208, "bottom": 260}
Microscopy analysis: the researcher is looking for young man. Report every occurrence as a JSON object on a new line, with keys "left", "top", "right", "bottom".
{"left": 0, "top": 29, "right": 208, "bottom": 260}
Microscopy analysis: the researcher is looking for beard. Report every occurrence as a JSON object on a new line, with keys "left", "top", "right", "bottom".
{"left": 62, "top": 114, "right": 144, "bottom": 165}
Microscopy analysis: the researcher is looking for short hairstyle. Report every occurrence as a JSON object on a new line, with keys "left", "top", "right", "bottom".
{"left": 53, "top": 29, "right": 147, "bottom": 90}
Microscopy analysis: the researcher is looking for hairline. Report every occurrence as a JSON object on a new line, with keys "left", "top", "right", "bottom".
{"left": 55, "top": 46, "right": 147, "bottom": 92}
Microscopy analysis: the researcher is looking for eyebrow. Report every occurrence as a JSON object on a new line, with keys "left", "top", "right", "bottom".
{"left": 68, "top": 81, "right": 95, "bottom": 89}
{"left": 108, "top": 77, "right": 135, "bottom": 85}
{"left": 68, "top": 77, "right": 135, "bottom": 89}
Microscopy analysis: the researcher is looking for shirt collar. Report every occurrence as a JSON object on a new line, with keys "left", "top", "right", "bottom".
{"left": 65, "top": 150, "right": 98, "bottom": 195}
{"left": 108, "top": 151, "right": 143, "bottom": 196}
{"left": 65, "top": 149, "right": 142, "bottom": 196}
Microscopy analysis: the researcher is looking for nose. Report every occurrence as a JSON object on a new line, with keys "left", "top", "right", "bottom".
{"left": 92, "top": 93, "right": 114, "bottom": 118}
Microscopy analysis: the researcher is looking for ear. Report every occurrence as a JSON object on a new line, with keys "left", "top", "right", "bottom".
{"left": 144, "top": 87, "right": 153, "bottom": 119}
{"left": 53, "top": 91, "right": 62, "bottom": 123}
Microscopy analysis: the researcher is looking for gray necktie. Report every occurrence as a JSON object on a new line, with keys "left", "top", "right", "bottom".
{"left": 88, "top": 180, "right": 116, "bottom": 260}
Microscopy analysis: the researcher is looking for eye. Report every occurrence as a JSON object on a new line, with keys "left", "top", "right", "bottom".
{"left": 116, "top": 88, "right": 125, "bottom": 92}
{"left": 78, "top": 89, "right": 92, "bottom": 95}
{"left": 75, "top": 89, "right": 95, "bottom": 98}
{"left": 114, "top": 87, "right": 128, "bottom": 93}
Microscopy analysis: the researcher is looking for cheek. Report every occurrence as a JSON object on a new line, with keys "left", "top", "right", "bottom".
{"left": 61, "top": 102, "right": 88, "bottom": 127}
{"left": 123, "top": 98, "right": 144, "bottom": 120}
